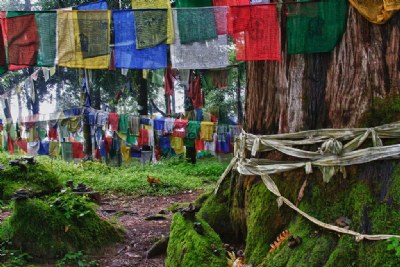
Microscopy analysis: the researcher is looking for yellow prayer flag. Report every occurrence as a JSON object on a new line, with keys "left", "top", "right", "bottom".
{"left": 131, "top": 0, "right": 174, "bottom": 43}
{"left": 57, "top": 10, "right": 111, "bottom": 69}
{"left": 349, "top": 0, "right": 399, "bottom": 24}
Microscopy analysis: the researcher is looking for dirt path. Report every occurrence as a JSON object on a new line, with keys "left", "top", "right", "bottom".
{"left": 94, "top": 190, "right": 202, "bottom": 267}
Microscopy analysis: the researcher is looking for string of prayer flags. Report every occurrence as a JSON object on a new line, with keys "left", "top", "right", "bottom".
{"left": 57, "top": 10, "right": 111, "bottom": 69}
{"left": 176, "top": 8, "right": 217, "bottom": 44}
{"left": 131, "top": 0, "right": 174, "bottom": 44}
{"left": 76, "top": 0, "right": 108, "bottom": 10}
{"left": 287, "top": 0, "right": 348, "bottom": 54}
{"left": 2, "top": 14, "right": 39, "bottom": 70}
{"left": 229, "top": 5, "right": 281, "bottom": 61}
{"left": 113, "top": 10, "right": 167, "bottom": 69}
{"left": 133, "top": 9, "right": 168, "bottom": 49}
{"left": 35, "top": 12, "right": 57, "bottom": 67}
{"left": 175, "top": 0, "right": 213, "bottom": 7}
{"left": 170, "top": 8, "right": 229, "bottom": 69}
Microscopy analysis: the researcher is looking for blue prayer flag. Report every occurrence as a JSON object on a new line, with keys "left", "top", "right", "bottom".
{"left": 77, "top": 0, "right": 108, "bottom": 10}
{"left": 112, "top": 10, "right": 167, "bottom": 69}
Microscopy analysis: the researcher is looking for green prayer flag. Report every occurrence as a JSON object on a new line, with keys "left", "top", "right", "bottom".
{"left": 176, "top": 8, "right": 217, "bottom": 44}
{"left": 35, "top": 12, "right": 57, "bottom": 67}
{"left": 151, "top": 69, "right": 165, "bottom": 86}
{"left": 61, "top": 142, "right": 73, "bottom": 162}
{"left": 134, "top": 9, "right": 168, "bottom": 49}
{"left": 287, "top": 0, "right": 348, "bottom": 54}
{"left": 175, "top": 0, "right": 212, "bottom": 7}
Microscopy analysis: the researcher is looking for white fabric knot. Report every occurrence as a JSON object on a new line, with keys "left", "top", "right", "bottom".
{"left": 277, "top": 196, "right": 284, "bottom": 208}
{"left": 369, "top": 128, "right": 383, "bottom": 147}
{"left": 320, "top": 138, "right": 343, "bottom": 155}
{"left": 251, "top": 136, "right": 260, "bottom": 157}
{"left": 305, "top": 162, "right": 313, "bottom": 174}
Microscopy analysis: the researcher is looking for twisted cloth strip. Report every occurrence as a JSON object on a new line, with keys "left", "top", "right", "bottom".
{"left": 215, "top": 122, "right": 400, "bottom": 241}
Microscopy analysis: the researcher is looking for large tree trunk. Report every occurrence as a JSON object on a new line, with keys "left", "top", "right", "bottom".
{"left": 167, "top": 7, "right": 400, "bottom": 267}
{"left": 237, "top": 7, "right": 400, "bottom": 266}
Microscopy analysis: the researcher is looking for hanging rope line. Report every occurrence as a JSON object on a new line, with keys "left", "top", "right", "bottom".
{"left": 214, "top": 121, "right": 400, "bottom": 241}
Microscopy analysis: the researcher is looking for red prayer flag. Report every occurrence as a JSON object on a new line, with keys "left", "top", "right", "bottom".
{"left": 7, "top": 133, "right": 14, "bottom": 154}
{"left": 0, "top": 12, "right": 7, "bottom": 72}
{"left": 72, "top": 142, "right": 84, "bottom": 159}
{"left": 16, "top": 139, "right": 28, "bottom": 153}
{"left": 3, "top": 14, "right": 39, "bottom": 70}
{"left": 229, "top": 5, "right": 280, "bottom": 61}
{"left": 213, "top": 0, "right": 249, "bottom": 6}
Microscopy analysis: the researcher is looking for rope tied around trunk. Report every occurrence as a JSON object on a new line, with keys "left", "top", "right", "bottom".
{"left": 214, "top": 121, "right": 400, "bottom": 241}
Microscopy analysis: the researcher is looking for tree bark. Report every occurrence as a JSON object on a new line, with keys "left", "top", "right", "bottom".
{"left": 246, "top": 9, "right": 400, "bottom": 134}
{"left": 137, "top": 70, "right": 148, "bottom": 116}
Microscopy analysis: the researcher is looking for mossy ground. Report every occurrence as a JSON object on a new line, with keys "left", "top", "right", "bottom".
{"left": 182, "top": 161, "right": 400, "bottom": 267}
{"left": 1, "top": 197, "right": 123, "bottom": 259}
{"left": 165, "top": 213, "right": 226, "bottom": 267}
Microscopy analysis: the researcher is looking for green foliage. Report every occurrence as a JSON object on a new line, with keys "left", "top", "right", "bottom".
{"left": 0, "top": 240, "right": 34, "bottom": 267}
{"left": 387, "top": 238, "right": 400, "bottom": 257}
{"left": 56, "top": 251, "right": 98, "bottom": 267}
{"left": 165, "top": 213, "right": 226, "bottom": 267}
{"left": 361, "top": 95, "right": 400, "bottom": 127}
{"left": 35, "top": 156, "right": 230, "bottom": 196}
{"left": 49, "top": 189, "right": 94, "bottom": 220}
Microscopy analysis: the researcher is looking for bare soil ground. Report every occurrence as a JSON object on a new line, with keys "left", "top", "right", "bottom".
{"left": 94, "top": 190, "right": 202, "bottom": 267}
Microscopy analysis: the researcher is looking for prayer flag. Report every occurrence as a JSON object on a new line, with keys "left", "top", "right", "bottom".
{"left": 176, "top": 8, "right": 217, "bottom": 44}
{"left": 170, "top": 8, "right": 229, "bottom": 69}
{"left": 175, "top": 0, "right": 213, "bottom": 7}
{"left": 349, "top": 0, "right": 397, "bottom": 24}
{"left": 131, "top": 0, "right": 174, "bottom": 44}
{"left": 35, "top": 12, "right": 57, "bottom": 66}
{"left": 134, "top": 9, "right": 168, "bottom": 49}
{"left": 213, "top": 0, "right": 249, "bottom": 6}
{"left": 77, "top": 0, "right": 108, "bottom": 10}
{"left": 0, "top": 12, "right": 7, "bottom": 75}
{"left": 287, "top": 0, "right": 348, "bottom": 54}
{"left": 57, "top": 10, "right": 111, "bottom": 69}
{"left": 3, "top": 14, "right": 39, "bottom": 70}
{"left": 113, "top": 10, "right": 167, "bottom": 69}
{"left": 229, "top": 5, "right": 281, "bottom": 61}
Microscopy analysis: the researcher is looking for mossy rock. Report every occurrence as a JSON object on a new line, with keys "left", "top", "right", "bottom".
{"left": 165, "top": 213, "right": 226, "bottom": 267}
{"left": 1, "top": 197, "right": 123, "bottom": 259}
{"left": 0, "top": 160, "right": 62, "bottom": 200}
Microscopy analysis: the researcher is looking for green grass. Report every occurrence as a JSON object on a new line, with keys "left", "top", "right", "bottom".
{"left": 32, "top": 155, "right": 231, "bottom": 196}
